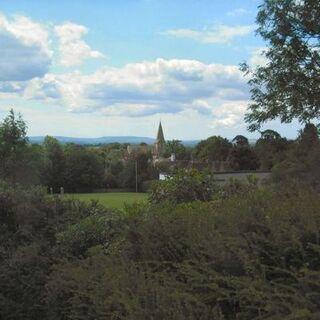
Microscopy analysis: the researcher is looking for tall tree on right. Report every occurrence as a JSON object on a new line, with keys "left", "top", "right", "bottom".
{"left": 241, "top": 0, "right": 320, "bottom": 131}
{"left": 273, "top": 123, "right": 320, "bottom": 188}
{"left": 254, "top": 130, "right": 290, "bottom": 170}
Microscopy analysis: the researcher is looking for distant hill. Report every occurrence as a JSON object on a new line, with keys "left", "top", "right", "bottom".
{"left": 29, "top": 136, "right": 156, "bottom": 145}
{"left": 28, "top": 136, "right": 255, "bottom": 146}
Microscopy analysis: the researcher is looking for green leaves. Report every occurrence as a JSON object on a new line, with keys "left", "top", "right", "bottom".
{"left": 149, "top": 169, "right": 216, "bottom": 205}
{"left": 1, "top": 177, "right": 320, "bottom": 319}
{"left": 244, "top": 0, "right": 320, "bottom": 131}
{"left": 194, "top": 136, "right": 232, "bottom": 163}
{"left": 0, "top": 109, "right": 29, "bottom": 183}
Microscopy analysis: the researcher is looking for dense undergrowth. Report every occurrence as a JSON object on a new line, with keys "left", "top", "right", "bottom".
{"left": 1, "top": 179, "right": 320, "bottom": 320}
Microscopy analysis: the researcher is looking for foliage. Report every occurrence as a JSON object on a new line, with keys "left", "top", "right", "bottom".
{"left": 194, "top": 136, "right": 232, "bottom": 163}
{"left": 229, "top": 136, "right": 260, "bottom": 171}
{"left": 164, "top": 139, "right": 190, "bottom": 160}
{"left": 1, "top": 171, "right": 320, "bottom": 319}
{"left": 66, "top": 192, "right": 148, "bottom": 210}
{"left": 149, "top": 169, "right": 216, "bottom": 204}
{"left": 0, "top": 183, "right": 111, "bottom": 320}
{"left": 232, "top": 134, "right": 249, "bottom": 146}
{"left": 120, "top": 151, "right": 155, "bottom": 190}
{"left": 46, "top": 187, "right": 320, "bottom": 320}
{"left": 64, "top": 144, "right": 104, "bottom": 192}
{"left": 56, "top": 206, "right": 123, "bottom": 257}
{"left": 242, "top": 0, "right": 320, "bottom": 131}
{"left": 254, "top": 130, "right": 291, "bottom": 170}
{"left": 229, "top": 146, "right": 260, "bottom": 171}
{"left": 0, "top": 109, "right": 29, "bottom": 184}
{"left": 42, "top": 136, "right": 66, "bottom": 192}
{"left": 273, "top": 123, "right": 320, "bottom": 189}
{"left": 2, "top": 109, "right": 320, "bottom": 319}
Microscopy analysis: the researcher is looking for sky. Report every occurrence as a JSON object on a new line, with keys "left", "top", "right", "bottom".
{"left": 0, "top": 0, "right": 302, "bottom": 140}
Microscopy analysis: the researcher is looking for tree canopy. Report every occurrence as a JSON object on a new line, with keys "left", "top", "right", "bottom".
{"left": 194, "top": 136, "right": 232, "bottom": 163}
{"left": 0, "top": 109, "right": 28, "bottom": 183}
{"left": 242, "top": 0, "right": 320, "bottom": 131}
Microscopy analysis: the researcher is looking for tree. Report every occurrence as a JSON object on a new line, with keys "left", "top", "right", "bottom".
{"left": 230, "top": 136, "right": 260, "bottom": 171}
{"left": 120, "top": 150, "right": 154, "bottom": 190}
{"left": 194, "top": 136, "right": 232, "bottom": 163}
{"left": 242, "top": 0, "right": 320, "bottom": 131}
{"left": 259, "top": 129, "right": 281, "bottom": 141}
{"left": 0, "top": 109, "right": 28, "bottom": 184}
{"left": 229, "top": 145, "right": 260, "bottom": 171}
{"left": 149, "top": 169, "right": 215, "bottom": 204}
{"left": 19, "top": 144, "right": 44, "bottom": 186}
{"left": 64, "top": 144, "right": 104, "bottom": 192}
{"left": 273, "top": 123, "right": 320, "bottom": 188}
{"left": 232, "top": 135, "right": 249, "bottom": 147}
{"left": 298, "top": 122, "right": 319, "bottom": 148}
{"left": 164, "top": 140, "right": 189, "bottom": 160}
{"left": 254, "top": 130, "right": 290, "bottom": 170}
{"left": 42, "top": 136, "right": 66, "bottom": 192}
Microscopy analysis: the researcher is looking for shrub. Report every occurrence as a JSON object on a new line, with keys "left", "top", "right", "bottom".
{"left": 149, "top": 169, "right": 216, "bottom": 205}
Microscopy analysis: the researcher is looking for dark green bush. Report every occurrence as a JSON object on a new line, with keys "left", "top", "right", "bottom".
{"left": 2, "top": 179, "right": 320, "bottom": 320}
{"left": 46, "top": 188, "right": 320, "bottom": 320}
{"left": 149, "top": 169, "right": 216, "bottom": 205}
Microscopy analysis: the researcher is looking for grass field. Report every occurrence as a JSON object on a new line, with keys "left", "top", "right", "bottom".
{"left": 66, "top": 192, "right": 148, "bottom": 209}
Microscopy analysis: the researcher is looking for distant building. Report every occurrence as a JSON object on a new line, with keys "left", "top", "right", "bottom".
{"left": 152, "top": 121, "right": 166, "bottom": 160}
{"left": 125, "top": 122, "right": 166, "bottom": 161}
{"left": 159, "top": 173, "right": 171, "bottom": 181}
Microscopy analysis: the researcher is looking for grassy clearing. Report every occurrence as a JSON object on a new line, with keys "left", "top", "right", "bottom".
{"left": 65, "top": 192, "right": 148, "bottom": 209}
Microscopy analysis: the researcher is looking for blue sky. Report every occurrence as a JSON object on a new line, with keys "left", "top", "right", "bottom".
{"left": 0, "top": 0, "right": 302, "bottom": 140}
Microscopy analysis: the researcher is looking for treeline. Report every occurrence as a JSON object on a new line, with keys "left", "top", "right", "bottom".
{"left": 193, "top": 125, "right": 320, "bottom": 189}
{"left": 1, "top": 109, "right": 319, "bottom": 194}
{"left": 0, "top": 110, "right": 158, "bottom": 192}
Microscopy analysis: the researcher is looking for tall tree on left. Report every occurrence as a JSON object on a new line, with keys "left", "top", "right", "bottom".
{"left": 0, "top": 109, "right": 28, "bottom": 184}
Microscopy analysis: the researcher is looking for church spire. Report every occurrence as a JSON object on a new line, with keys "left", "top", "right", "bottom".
{"left": 156, "top": 121, "right": 165, "bottom": 143}
{"left": 153, "top": 121, "right": 166, "bottom": 159}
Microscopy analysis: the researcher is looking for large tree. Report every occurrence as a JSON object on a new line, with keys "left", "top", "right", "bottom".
{"left": 194, "top": 136, "right": 232, "bottom": 163}
{"left": 64, "top": 144, "right": 104, "bottom": 192}
{"left": 273, "top": 123, "right": 320, "bottom": 188}
{"left": 254, "top": 130, "right": 290, "bottom": 170}
{"left": 242, "top": 0, "right": 320, "bottom": 131}
{"left": 42, "top": 136, "right": 66, "bottom": 192}
{"left": 229, "top": 135, "right": 259, "bottom": 171}
{"left": 0, "top": 109, "right": 28, "bottom": 183}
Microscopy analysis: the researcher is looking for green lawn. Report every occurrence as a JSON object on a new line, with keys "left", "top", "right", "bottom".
{"left": 66, "top": 192, "right": 148, "bottom": 209}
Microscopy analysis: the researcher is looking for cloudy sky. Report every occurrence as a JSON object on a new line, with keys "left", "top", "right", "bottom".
{"left": 0, "top": 0, "right": 301, "bottom": 140}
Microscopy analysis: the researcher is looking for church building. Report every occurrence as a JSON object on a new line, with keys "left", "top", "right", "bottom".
{"left": 126, "top": 121, "right": 166, "bottom": 161}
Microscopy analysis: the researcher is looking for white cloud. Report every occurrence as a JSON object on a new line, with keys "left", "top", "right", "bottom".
{"left": 249, "top": 47, "right": 268, "bottom": 67}
{"left": 0, "top": 14, "right": 252, "bottom": 133}
{"left": 0, "top": 13, "right": 51, "bottom": 81}
{"left": 161, "top": 24, "right": 252, "bottom": 44}
{"left": 101, "top": 103, "right": 161, "bottom": 117}
{"left": 54, "top": 22, "right": 104, "bottom": 67}
{"left": 211, "top": 101, "right": 248, "bottom": 129}
{"left": 23, "top": 58, "right": 249, "bottom": 131}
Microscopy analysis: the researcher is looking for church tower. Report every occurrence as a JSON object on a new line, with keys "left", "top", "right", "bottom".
{"left": 153, "top": 121, "right": 166, "bottom": 158}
